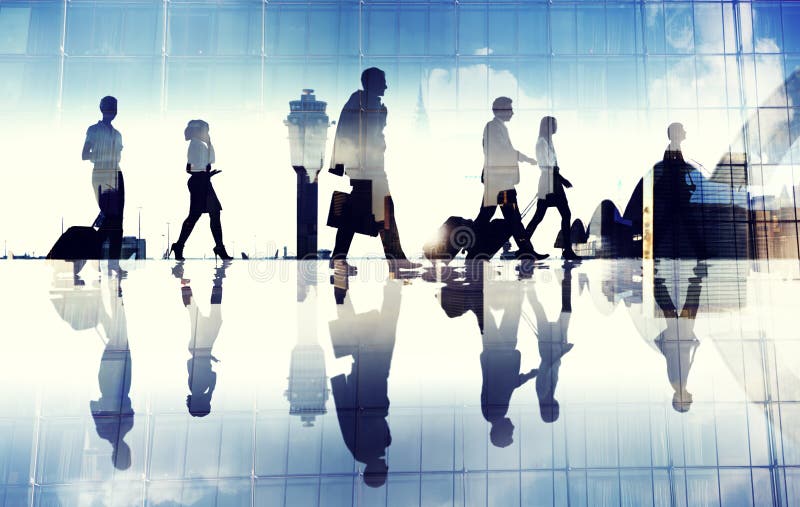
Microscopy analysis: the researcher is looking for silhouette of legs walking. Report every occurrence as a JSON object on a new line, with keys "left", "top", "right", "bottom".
{"left": 176, "top": 213, "right": 201, "bottom": 247}
{"left": 209, "top": 212, "right": 223, "bottom": 248}
{"left": 475, "top": 190, "right": 537, "bottom": 255}
{"left": 526, "top": 190, "right": 575, "bottom": 256}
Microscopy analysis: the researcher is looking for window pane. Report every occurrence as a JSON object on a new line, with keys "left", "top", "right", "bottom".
{"left": 694, "top": 2, "right": 724, "bottom": 54}
{"left": 644, "top": 3, "right": 666, "bottom": 54}
{"left": 752, "top": 3, "right": 782, "bottom": 54}
{"left": 458, "top": 6, "right": 487, "bottom": 57}
{"left": 607, "top": 4, "right": 636, "bottom": 55}
{"left": 551, "top": 6, "right": 576, "bottom": 55}
{"left": 488, "top": 7, "right": 517, "bottom": 56}
{"left": 518, "top": 5, "right": 548, "bottom": 56}
{"left": 0, "top": 7, "right": 31, "bottom": 55}
{"left": 665, "top": 3, "right": 694, "bottom": 54}
{"left": 577, "top": 6, "right": 605, "bottom": 55}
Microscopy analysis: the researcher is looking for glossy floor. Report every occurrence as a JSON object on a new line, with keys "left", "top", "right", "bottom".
{"left": 0, "top": 258, "right": 798, "bottom": 507}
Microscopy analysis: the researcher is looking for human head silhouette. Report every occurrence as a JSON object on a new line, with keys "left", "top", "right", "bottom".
{"left": 492, "top": 97, "right": 513, "bottom": 122}
{"left": 185, "top": 119, "right": 210, "bottom": 142}
{"left": 363, "top": 459, "right": 388, "bottom": 488}
{"left": 667, "top": 122, "right": 686, "bottom": 147}
{"left": 361, "top": 67, "right": 387, "bottom": 98}
{"left": 112, "top": 441, "right": 132, "bottom": 470}
{"left": 539, "top": 400, "right": 560, "bottom": 423}
{"left": 672, "top": 390, "right": 693, "bottom": 413}
{"left": 539, "top": 116, "right": 557, "bottom": 139}
{"left": 489, "top": 417, "right": 514, "bottom": 448}
{"left": 99, "top": 96, "right": 117, "bottom": 123}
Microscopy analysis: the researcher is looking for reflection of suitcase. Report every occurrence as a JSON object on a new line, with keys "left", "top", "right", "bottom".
{"left": 466, "top": 219, "right": 511, "bottom": 260}
{"left": 47, "top": 226, "right": 102, "bottom": 260}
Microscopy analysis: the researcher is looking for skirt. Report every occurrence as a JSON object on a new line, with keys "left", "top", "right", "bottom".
{"left": 188, "top": 172, "right": 222, "bottom": 215}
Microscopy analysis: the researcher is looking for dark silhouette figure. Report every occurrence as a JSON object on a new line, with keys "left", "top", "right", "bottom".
{"left": 525, "top": 117, "right": 579, "bottom": 260}
{"left": 475, "top": 97, "right": 547, "bottom": 261}
{"left": 480, "top": 275, "right": 537, "bottom": 447}
{"left": 82, "top": 95, "right": 126, "bottom": 276}
{"left": 327, "top": 67, "right": 419, "bottom": 272}
{"left": 437, "top": 262, "right": 535, "bottom": 447}
{"left": 171, "top": 120, "right": 232, "bottom": 261}
{"left": 654, "top": 262, "right": 705, "bottom": 413}
{"left": 653, "top": 123, "right": 707, "bottom": 260}
{"left": 528, "top": 262, "right": 576, "bottom": 422}
{"left": 89, "top": 277, "right": 134, "bottom": 470}
{"left": 329, "top": 278, "right": 401, "bottom": 488}
{"left": 175, "top": 261, "right": 230, "bottom": 417}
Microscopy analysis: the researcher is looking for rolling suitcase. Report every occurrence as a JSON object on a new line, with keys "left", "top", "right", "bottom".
{"left": 47, "top": 226, "right": 102, "bottom": 260}
{"left": 465, "top": 218, "right": 511, "bottom": 260}
{"left": 423, "top": 216, "right": 475, "bottom": 263}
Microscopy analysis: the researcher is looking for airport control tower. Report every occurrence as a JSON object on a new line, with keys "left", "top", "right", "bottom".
{"left": 285, "top": 89, "right": 331, "bottom": 260}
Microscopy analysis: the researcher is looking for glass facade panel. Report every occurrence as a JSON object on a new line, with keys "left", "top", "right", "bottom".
{"left": 2, "top": 1, "right": 800, "bottom": 503}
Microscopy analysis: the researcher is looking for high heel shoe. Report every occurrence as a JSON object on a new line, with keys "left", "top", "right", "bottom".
{"left": 213, "top": 245, "right": 233, "bottom": 261}
{"left": 170, "top": 242, "right": 185, "bottom": 261}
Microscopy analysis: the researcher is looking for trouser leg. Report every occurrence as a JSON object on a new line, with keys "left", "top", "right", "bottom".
{"left": 554, "top": 192, "right": 573, "bottom": 252}
{"left": 380, "top": 196, "right": 407, "bottom": 260}
{"left": 177, "top": 213, "right": 202, "bottom": 246}
{"left": 525, "top": 200, "right": 549, "bottom": 237}
{"left": 499, "top": 198, "right": 533, "bottom": 253}
{"left": 209, "top": 212, "right": 223, "bottom": 247}
{"left": 332, "top": 226, "right": 355, "bottom": 260}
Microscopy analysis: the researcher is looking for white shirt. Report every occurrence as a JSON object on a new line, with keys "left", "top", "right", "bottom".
{"left": 535, "top": 137, "right": 557, "bottom": 199}
{"left": 85, "top": 121, "right": 123, "bottom": 170}
{"left": 482, "top": 117, "right": 522, "bottom": 206}
{"left": 187, "top": 139, "right": 215, "bottom": 172}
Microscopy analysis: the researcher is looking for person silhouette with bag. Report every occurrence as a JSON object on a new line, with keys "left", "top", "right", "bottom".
{"left": 327, "top": 68, "right": 419, "bottom": 273}
{"left": 82, "top": 95, "right": 126, "bottom": 276}
{"left": 525, "top": 116, "right": 580, "bottom": 260}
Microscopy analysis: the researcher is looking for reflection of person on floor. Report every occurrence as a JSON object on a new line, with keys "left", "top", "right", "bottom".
{"left": 89, "top": 277, "right": 133, "bottom": 470}
{"left": 525, "top": 117, "right": 580, "bottom": 260}
{"left": 328, "top": 67, "right": 417, "bottom": 271}
{"left": 480, "top": 276, "right": 537, "bottom": 447}
{"left": 329, "top": 279, "right": 401, "bottom": 488}
{"left": 528, "top": 263, "right": 575, "bottom": 422}
{"left": 654, "top": 266, "right": 704, "bottom": 412}
{"left": 178, "top": 262, "right": 229, "bottom": 417}
{"left": 82, "top": 95, "right": 126, "bottom": 276}
{"left": 475, "top": 97, "right": 547, "bottom": 260}
{"left": 654, "top": 123, "right": 707, "bottom": 259}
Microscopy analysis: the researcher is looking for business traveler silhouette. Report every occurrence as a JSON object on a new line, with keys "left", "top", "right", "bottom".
{"left": 89, "top": 277, "right": 134, "bottom": 470}
{"left": 528, "top": 262, "right": 576, "bottom": 422}
{"left": 327, "top": 67, "right": 419, "bottom": 272}
{"left": 475, "top": 97, "right": 547, "bottom": 261}
{"left": 436, "top": 263, "right": 535, "bottom": 447}
{"left": 82, "top": 95, "right": 126, "bottom": 276}
{"left": 480, "top": 274, "right": 537, "bottom": 447}
{"left": 170, "top": 120, "right": 232, "bottom": 261}
{"left": 525, "top": 116, "right": 580, "bottom": 260}
{"left": 329, "top": 278, "right": 401, "bottom": 487}
{"left": 653, "top": 123, "right": 707, "bottom": 260}
{"left": 176, "top": 262, "right": 229, "bottom": 417}
{"left": 654, "top": 263, "right": 704, "bottom": 413}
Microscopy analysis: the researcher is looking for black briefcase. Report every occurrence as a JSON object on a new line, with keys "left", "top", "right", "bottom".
{"left": 326, "top": 180, "right": 380, "bottom": 237}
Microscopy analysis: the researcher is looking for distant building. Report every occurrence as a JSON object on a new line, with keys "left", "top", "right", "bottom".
{"left": 102, "top": 236, "right": 145, "bottom": 260}
{"left": 750, "top": 186, "right": 800, "bottom": 260}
